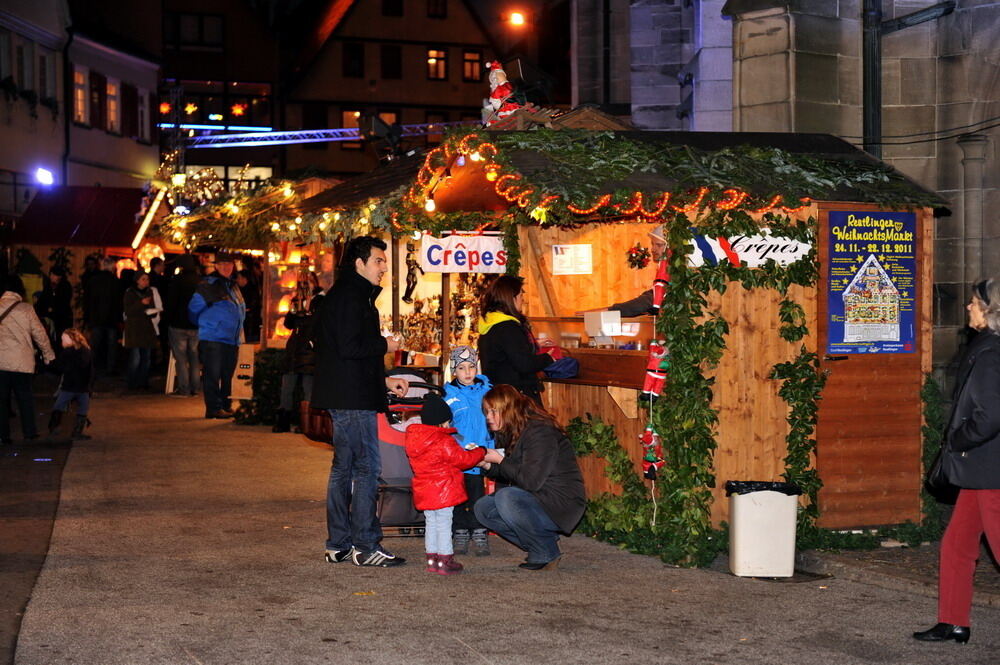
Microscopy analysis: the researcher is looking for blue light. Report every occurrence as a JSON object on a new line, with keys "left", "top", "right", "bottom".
{"left": 226, "top": 125, "right": 274, "bottom": 132}
{"left": 35, "top": 167, "right": 54, "bottom": 185}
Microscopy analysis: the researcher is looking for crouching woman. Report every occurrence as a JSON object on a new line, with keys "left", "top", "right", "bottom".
{"left": 474, "top": 385, "right": 585, "bottom": 570}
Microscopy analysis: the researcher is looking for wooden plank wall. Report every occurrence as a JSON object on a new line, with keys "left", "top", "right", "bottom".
{"left": 706, "top": 282, "right": 818, "bottom": 525}
{"left": 541, "top": 381, "right": 647, "bottom": 498}
{"left": 518, "top": 223, "right": 660, "bottom": 315}
{"left": 813, "top": 203, "right": 929, "bottom": 528}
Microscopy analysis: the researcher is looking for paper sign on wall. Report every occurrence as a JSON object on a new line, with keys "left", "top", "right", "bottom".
{"left": 552, "top": 244, "right": 593, "bottom": 275}
{"left": 419, "top": 235, "right": 507, "bottom": 273}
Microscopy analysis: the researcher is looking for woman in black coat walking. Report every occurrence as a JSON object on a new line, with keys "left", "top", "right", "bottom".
{"left": 914, "top": 277, "right": 1000, "bottom": 645}
{"left": 476, "top": 275, "right": 554, "bottom": 403}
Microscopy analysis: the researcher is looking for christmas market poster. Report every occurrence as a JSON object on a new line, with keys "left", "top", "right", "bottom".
{"left": 827, "top": 211, "right": 916, "bottom": 354}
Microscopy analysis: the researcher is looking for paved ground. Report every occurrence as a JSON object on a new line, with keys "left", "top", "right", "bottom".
{"left": 3, "top": 391, "right": 1000, "bottom": 664}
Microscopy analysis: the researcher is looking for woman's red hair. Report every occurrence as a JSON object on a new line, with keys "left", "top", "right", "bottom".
{"left": 482, "top": 384, "right": 559, "bottom": 445}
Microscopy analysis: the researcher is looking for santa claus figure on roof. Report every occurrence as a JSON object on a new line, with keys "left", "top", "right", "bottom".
{"left": 483, "top": 60, "right": 523, "bottom": 124}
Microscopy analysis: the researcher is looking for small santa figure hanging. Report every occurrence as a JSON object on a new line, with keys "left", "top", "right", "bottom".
{"left": 639, "top": 425, "right": 665, "bottom": 480}
{"left": 641, "top": 340, "right": 669, "bottom": 398}
{"left": 482, "top": 61, "right": 523, "bottom": 125}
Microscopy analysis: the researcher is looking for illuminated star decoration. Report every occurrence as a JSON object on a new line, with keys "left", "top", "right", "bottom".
{"left": 184, "top": 102, "right": 199, "bottom": 115}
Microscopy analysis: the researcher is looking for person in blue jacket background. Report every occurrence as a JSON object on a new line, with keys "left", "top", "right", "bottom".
{"left": 188, "top": 252, "right": 245, "bottom": 419}
{"left": 443, "top": 345, "right": 495, "bottom": 556}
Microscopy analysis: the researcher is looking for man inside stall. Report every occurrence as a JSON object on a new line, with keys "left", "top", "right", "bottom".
{"left": 579, "top": 224, "right": 667, "bottom": 318}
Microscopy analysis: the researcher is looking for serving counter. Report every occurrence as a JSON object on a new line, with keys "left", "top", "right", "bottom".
{"left": 530, "top": 317, "right": 653, "bottom": 498}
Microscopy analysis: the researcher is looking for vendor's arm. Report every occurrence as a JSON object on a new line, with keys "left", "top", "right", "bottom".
{"left": 608, "top": 289, "right": 655, "bottom": 318}
{"left": 951, "top": 348, "right": 1000, "bottom": 452}
{"left": 385, "top": 376, "right": 408, "bottom": 397}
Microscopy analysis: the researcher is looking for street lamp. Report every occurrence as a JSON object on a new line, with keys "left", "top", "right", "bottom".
{"left": 34, "top": 167, "right": 54, "bottom": 186}
{"left": 508, "top": 10, "right": 527, "bottom": 27}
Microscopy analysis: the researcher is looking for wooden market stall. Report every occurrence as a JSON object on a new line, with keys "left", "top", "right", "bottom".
{"left": 412, "top": 127, "right": 944, "bottom": 530}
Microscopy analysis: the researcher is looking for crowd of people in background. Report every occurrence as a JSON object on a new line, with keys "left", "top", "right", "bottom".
{"left": 0, "top": 252, "right": 264, "bottom": 444}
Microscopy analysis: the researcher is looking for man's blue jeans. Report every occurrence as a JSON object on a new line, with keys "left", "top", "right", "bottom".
{"left": 326, "top": 410, "right": 382, "bottom": 552}
{"left": 475, "top": 487, "right": 562, "bottom": 563}
{"left": 199, "top": 341, "right": 237, "bottom": 415}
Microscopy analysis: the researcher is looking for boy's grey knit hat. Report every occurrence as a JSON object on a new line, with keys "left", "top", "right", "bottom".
{"left": 450, "top": 345, "right": 478, "bottom": 375}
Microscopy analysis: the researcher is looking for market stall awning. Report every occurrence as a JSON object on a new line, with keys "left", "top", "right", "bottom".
{"left": 11, "top": 185, "right": 147, "bottom": 247}
{"left": 296, "top": 150, "right": 427, "bottom": 213}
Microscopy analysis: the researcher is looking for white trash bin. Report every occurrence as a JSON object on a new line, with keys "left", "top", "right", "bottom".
{"left": 726, "top": 481, "right": 801, "bottom": 578}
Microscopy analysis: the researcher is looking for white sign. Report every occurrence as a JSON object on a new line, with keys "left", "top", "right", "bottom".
{"left": 687, "top": 230, "right": 812, "bottom": 268}
{"left": 552, "top": 244, "right": 593, "bottom": 275}
{"left": 419, "top": 235, "right": 507, "bottom": 273}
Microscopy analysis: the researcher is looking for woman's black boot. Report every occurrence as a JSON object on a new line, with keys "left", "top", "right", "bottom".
{"left": 48, "top": 410, "right": 63, "bottom": 435}
{"left": 913, "top": 623, "right": 970, "bottom": 644}
{"left": 71, "top": 415, "right": 92, "bottom": 441}
{"left": 272, "top": 409, "right": 291, "bottom": 433}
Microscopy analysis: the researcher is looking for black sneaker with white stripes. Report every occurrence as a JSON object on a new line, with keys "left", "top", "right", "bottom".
{"left": 324, "top": 547, "right": 355, "bottom": 563}
{"left": 352, "top": 547, "right": 406, "bottom": 567}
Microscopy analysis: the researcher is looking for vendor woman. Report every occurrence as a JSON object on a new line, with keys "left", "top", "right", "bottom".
{"left": 606, "top": 224, "right": 667, "bottom": 317}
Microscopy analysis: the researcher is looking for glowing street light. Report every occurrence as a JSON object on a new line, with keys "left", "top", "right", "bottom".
{"left": 508, "top": 10, "right": 527, "bottom": 26}
{"left": 34, "top": 167, "right": 54, "bottom": 185}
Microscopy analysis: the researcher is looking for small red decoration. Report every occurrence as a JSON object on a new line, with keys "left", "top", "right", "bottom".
{"left": 627, "top": 243, "right": 651, "bottom": 269}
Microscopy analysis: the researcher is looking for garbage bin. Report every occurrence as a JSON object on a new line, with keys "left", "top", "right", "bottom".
{"left": 725, "top": 481, "right": 802, "bottom": 577}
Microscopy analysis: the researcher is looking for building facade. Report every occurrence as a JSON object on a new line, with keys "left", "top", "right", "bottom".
{"left": 283, "top": 0, "right": 497, "bottom": 176}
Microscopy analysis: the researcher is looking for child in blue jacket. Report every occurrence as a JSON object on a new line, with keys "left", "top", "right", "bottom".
{"left": 443, "top": 345, "right": 494, "bottom": 555}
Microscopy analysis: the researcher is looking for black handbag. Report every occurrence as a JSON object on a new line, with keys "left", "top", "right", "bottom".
{"left": 925, "top": 445, "right": 959, "bottom": 505}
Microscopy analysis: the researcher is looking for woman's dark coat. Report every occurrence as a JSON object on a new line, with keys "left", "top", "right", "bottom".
{"left": 944, "top": 331, "right": 1000, "bottom": 489}
{"left": 483, "top": 417, "right": 586, "bottom": 534}
{"left": 122, "top": 287, "right": 158, "bottom": 349}
{"left": 478, "top": 316, "right": 553, "bottom": 399}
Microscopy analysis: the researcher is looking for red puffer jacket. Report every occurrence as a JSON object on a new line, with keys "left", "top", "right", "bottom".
{"left": 404, "top": 424, "right": 486, "bottom": 511}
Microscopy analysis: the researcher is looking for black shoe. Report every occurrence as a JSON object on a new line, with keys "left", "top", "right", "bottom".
{"left": 913, "top": 623, "right": 970, "bottom": 644}
{"left": 272, "top": 409, "right": 291, "bottom": 433}
{"left": 324, "top": 547, "right": 356, "bottom": 563}
{"left": 71, "top": 415, "right": 92, "bottom": 441}
{"left": 518, "top": 556, "right": 561, "bottom": 571}
{"left": 206, "top": 410, "right": 234, "bottom": 419}
{"left": 352, "top": 547, "right": 406, "bottom": 567}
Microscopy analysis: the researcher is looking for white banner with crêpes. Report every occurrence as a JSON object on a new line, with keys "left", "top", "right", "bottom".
{"left": 687, "top": 230, "right": 812, "bottom": 268}
{"left": 419, "top": 234, "right": 508, "bottom": 273}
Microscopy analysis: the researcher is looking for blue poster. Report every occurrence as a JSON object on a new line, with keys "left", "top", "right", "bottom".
{"left": 827, "top": 211, "right": 916, "bottom": 354}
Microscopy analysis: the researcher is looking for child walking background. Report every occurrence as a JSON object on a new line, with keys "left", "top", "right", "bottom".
{"left": 48, "top": 328, "right": 95, "bottom": 440}
{"left": 443, "top": 345, "right": 495, "bottom": 555}
{"left": 404, "top": 394, "right": 485, "bottom": 575}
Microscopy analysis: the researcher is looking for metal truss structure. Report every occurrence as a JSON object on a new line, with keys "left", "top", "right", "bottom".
{"left": 184, "top": 120, "right": 480, "bottom": 148}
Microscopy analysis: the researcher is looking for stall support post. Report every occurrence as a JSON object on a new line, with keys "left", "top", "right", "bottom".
{"left": 391, "top": 235, "right": 401, "bottom": 331}
{"left": 260, "top": 252, "right": 270, "bottom": 349}
{"left": 441, "top": 271, "right": 452, "bottom": 381}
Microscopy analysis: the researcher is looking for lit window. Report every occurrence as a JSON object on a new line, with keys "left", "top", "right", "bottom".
{"left": 342, "top": 109, "right": 362, "bottom": 150}
{"left": 106, "top": 79, "right": 120, "bottom": 133}
{"left": 463, "top": 51, "right": 482, "bottom": 82}
{"left": 73, "top": 67, "right": 88, "bottom": 124}
{"left": 427, "top": 49, "right": 447, "bottom": 80}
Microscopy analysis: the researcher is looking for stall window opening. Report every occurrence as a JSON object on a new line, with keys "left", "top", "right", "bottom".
{"left": 427, "top": 48, "right": 447, "bottom": 80}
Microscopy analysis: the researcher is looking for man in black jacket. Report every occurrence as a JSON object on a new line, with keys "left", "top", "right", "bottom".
{"left": 84, "top": 257, "right": 122, "bottom": 375}
{"left": 311, "top": 236, "right": 408, "bottom": 567}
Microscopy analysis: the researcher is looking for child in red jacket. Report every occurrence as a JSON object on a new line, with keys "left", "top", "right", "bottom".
{"left": 405, "top": 394, "right": 486, "bottom": 575}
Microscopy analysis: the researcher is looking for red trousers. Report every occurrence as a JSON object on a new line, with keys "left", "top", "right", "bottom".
{"left": 938, "top": 489, "right": 1000, "bottom": 626}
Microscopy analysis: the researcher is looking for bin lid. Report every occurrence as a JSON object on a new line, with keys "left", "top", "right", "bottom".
{"left": 725, "top": 480, "right": 802, "bottom": 497}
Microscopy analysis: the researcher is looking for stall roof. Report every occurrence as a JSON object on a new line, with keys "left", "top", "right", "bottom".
{"left": 498, "top": 130, "right": 948, "bottom": 210}
{"left": 297, "top": 150, "right": 427, "bottom": 213}
{"left": 299, "top": 130, "right": 948, "bottom": 214}
{"left": 11, "top": 186, "right": 146, "bottom": 247}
